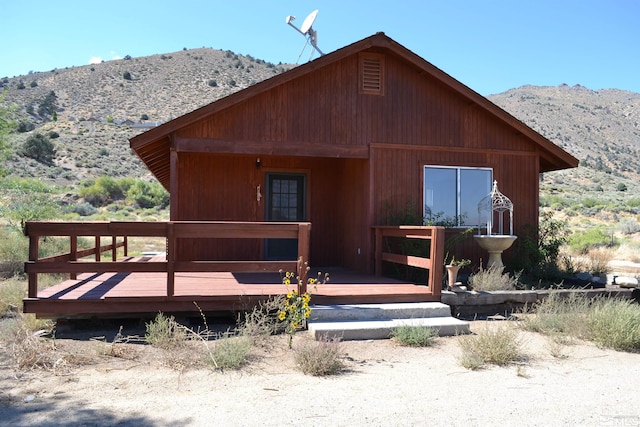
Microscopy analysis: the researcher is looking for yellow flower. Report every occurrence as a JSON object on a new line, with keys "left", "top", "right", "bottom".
{"left": 304, "top": 308, "right": 311, "bottom": 318}
{"left": 302, "top": 293, "right": 311, "bottom": 303}
{"left": 308, "top": 278, "right": 317, "bottom": 285}
{"left": 286, "top": 291, "right": 293, "bottom": 299}
{"left": 283, "top": 278, "right": 291, "bottom": 285}
{"left": 292, "top": 322, "right": 298, "bottom": 329}
{"left": 278, "top": 311, "right": 286, "bottom": 320}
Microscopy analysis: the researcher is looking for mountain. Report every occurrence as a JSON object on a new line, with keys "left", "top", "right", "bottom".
{"left": 2, "top": 50, "right": 639, "bottom": 211}
{"left": 1, "top": 47, "right": 290, "bottom": 182}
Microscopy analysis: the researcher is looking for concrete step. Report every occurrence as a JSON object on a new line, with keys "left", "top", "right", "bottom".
{"left": 307, "top": 302, "right": 470, "bottom": 341}
{"left": 309, "top": 302, "right": 452, "bottom": 322}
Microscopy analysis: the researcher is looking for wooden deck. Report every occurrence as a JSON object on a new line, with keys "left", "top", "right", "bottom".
{"left": 23, "top": 221, "right": 444, "bottom": 318}
{"left": 24, "top": 256, "right": 438, "bottom": 317}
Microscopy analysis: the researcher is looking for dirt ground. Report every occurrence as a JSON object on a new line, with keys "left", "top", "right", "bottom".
{"left": 1, "top": 319, "right": 639, "bottom": 427}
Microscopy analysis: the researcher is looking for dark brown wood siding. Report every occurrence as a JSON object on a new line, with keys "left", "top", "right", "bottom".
{"left": 166, "top": 48, "right": 553, "bottom": 273}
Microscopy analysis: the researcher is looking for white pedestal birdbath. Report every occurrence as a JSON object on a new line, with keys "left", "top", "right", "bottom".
{"left": 473, "top": 181, "right": 517, "bottom": 269}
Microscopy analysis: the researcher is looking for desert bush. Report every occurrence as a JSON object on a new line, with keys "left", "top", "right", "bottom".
{"left": 618, "top": 218, "right": 640, "bottom": 235}
{"left": 587, "top": 298, "right": 640, "bottom": 351}
{"left": 238, "top": 296, "right": 282, "bottom": 344}
{"left": 584, "top": 247, "right": 613, "bottom": 275}
{"left": 22, "top": 132, "right": 56, "bottom": 164}
{"left": 145, "top": 312, "right": 186, "bottom": 349}
{"left": 74, "top": 202, "right": 98, "bottom": 217}
{"left": 568, "top": 227, "right": 615, "bottom": 254}
{"left": 0, "top": 313, "right": 58, "bottom": 371}
{"left": 391, "top": 325, "right": 438, "bottom": 347}
{"left": 126, "top": 180, "right": 169, "bottom": 209}
{"left": 510, "top": 211, "right": 567, "bottom": 284}
{"left": 79, "top": 176, "right": 134, "bottom": 207}
{"left": 210, "top": 334, "right": 252, "bottom": 370}
{"left": 0, "top": 227, "right": 29, "bottom": 277}
{"left": 294, "top": 336, "right": 344, "bottom": 376}
{"left": 458, "top": 325, "right": 524, "bottom": 370}
{"left": 123, "top": 71, "right": 132, "bottom": 80}
{"left": 468, "top": 266, "right": 520, "bottom": 291}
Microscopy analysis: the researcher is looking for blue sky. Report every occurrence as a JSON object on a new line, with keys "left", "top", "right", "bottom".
{"left": 1, "top": 0, "right": 638, "bottom": 95}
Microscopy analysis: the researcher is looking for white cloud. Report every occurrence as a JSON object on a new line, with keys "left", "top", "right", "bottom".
{"left": 110, "top": 51, "right": 121, "bottom": 60}
{"left": 89, "top": 56, "right": 103, "bottom": 64}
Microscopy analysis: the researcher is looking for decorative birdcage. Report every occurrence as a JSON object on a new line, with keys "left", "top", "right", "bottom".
{"left": 477, "top": 180, "right": 514, "bottom": 236}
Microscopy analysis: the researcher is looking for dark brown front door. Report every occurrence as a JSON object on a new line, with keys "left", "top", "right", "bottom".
{"left": 265, "top": 173, "right": 306, "bottom": 260}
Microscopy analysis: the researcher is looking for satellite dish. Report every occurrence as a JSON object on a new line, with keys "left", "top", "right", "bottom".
{"left": 285, "top": 9, "right": 324, "bottom": 60}
{"left": 300, "top": 9, "right": 318, "bottom": 35}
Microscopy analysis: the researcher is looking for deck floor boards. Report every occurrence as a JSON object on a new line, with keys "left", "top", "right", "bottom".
{"left": 25, "top": 256, "right": 439, "bottom": 316}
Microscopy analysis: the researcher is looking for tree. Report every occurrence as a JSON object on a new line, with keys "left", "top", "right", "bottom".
{"left": 617, "top": 183, "right": 628, "bottom": 192}
{"left": 22, "top": 132, "right": 56, "bottom": 165}
{"left": 123, "top": 71, "right": 132, "bottom": 80}
{"left": 37, "top": 90, "right": 58, "bottom": 118}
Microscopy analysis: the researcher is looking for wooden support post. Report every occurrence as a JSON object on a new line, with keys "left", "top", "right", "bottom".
{"left": 70, "top": 235, "right": 77, "bottom": 280}
{"left": 429, "top": 227, "right": 445, "bottom": 299}
{"left": 95, "top": 236, "right": 101, "bottom": 261}
{"left": 297, "top": 223, "right": 311, "bottom": 294}
{"left": 166, "top": 222, "right": 175, "bottom": 297}
{"left": 374, "top": 228, "right": 382, "bottom": 276}
{"left": 27, "top": 235, "right": 39, "bottom": 298}
{"left": 111, "top": 235, "right": 117, "bottom": 261}
{"left": 123, "top": 236, "right": 128, "bottom": 257}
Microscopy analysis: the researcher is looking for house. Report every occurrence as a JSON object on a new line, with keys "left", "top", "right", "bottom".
{"left": 23, "top": 33, "right": 577, "bottom": 317}
{"left": 129, "top": 32, "right": 577, "bottom": 273}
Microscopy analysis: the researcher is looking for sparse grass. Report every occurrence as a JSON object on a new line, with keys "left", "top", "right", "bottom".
{"left": 522, "top": 291, "right": 640, "bottom": 352}
{"left": 391, "top": 325, "right": 438, "bottom": 347}
{"left": 0, "top": 312, "right": 61, "bottom": 372}
{"left": 521, "top": 292, "right": 592, "bottom": 338}
{"left": 587, "top": 298, "right": 640, "bottom": 351}
{"left": 0, "top": 277, "right": 25, "bottom": 316}
{"left": 294, "top": 335, "right": 344, "bottom": 376}
{"left": 458, "top": 325, "right": 524, "bottom": 369}
{"left": 468, "top": 266, "right": 520, "bottom": 291}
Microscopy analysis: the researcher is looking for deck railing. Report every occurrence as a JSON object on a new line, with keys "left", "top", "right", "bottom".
{"left": 24, "top": 221, "right": 312, "bottom": 298}
{"left": 372, "top": 226, "right": 445, "bottom": 299}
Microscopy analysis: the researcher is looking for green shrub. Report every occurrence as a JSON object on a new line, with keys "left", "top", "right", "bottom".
{"left": 391, "top": 325, "right": 438, "bottom": 347}
{"left": 568, "top": 227, "right": 615, "bottom": 254}
{"left": 79, "top": 176, "right": 135, "bottom": 207}
{"left": 145, "top": 312, "right": 185, "bottom": 349}
{"left": 126, "top": 180, "right": 169, "bottom": 209}
{"left": 22, "top": 133, "right": 56, "bottom": 164}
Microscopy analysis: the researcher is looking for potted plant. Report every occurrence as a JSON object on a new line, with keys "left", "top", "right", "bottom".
{"left": 445, "top": 256, "right": 471, "bottom": 290}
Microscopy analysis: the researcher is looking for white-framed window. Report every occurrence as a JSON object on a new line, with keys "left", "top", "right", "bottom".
{"left": 423, "top": 166, "right": 492, "bottom": 227}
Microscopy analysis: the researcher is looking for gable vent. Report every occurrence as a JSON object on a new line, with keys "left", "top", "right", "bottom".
{"left": 360, "top": 54, "right": 384, "bottom": 95}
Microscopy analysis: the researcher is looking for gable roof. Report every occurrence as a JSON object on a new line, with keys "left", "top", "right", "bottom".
{"left": 130, "top": 32, "right": 578, "bottom": 190}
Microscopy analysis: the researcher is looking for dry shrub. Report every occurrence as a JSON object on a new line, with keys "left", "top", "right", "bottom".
{"left": 585, "top": 247, "right": 613, "bottom": 275}
{"left": 458, "top": 324, "right": 524, "bottom": 370}
{"left": 144, "top": 312, "right": 186, "bottom": 349}
{"left": 210, "top": 334, "right": 252, "bottom": 370}
{"left": 238, "top": 296, "right": 283, "bottom": 344}
{"left": 294, "top": 335, "right": 344, "bottom": 376}
{"left": 468, "top": 266, "right": 520, "bottom": 291}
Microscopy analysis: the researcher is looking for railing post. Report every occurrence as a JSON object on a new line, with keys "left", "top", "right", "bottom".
{"left": 166, "top": 222, "right": 175, "bottom": 297}
{"left": 297, "top": 223, "right": 311, "bottom": 294}
{"left": 95, "top": 236, "right": 101, "bottom": 261}
{"left": 429, "top": 227, "right": 445, "bottom": 298}
{"left": 374, "top": 227, "right": 382, "bottom": 276}
{"left": 27, "top": 234, "right": 39, "bottom": 298}
{"left": 111, "top": 235, "right": 117, "bottom": 261}
{"left": 123, "top": 236, "right": 128, "bottom": 257}
{"left": 70, "top": 235, "right": 77, "bottom": 280}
